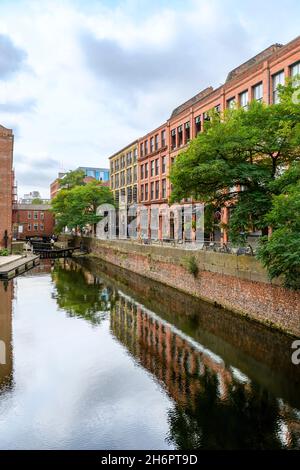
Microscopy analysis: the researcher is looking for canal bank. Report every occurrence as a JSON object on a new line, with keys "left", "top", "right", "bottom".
{"left": 62, "top": 236, "right": 300, "bottom": 337}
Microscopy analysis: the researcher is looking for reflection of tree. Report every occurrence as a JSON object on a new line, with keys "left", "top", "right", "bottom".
{"left": 167, "top": 367, "right": 283, "bottom": 450}
{"left": 52, "top": 262, "right": 113, "bottom": 325}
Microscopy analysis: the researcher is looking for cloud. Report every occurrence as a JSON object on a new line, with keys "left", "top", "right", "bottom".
{"left": 14, "top": 155, "right": 61, "bottom": 192}
{"left": 1, "top": 0, "right": 300, "bottom": 198}
{"left": 0, "top": 98, "right": 36, "bottom": 113}
{"left": 0, "top": 34, "right": 27, "bottom": 80}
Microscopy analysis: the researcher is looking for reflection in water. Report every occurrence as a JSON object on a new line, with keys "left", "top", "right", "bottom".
{"left": 0, "top": 281, "right": 13, "bottom": 392}
{"left": 51, "top": 261, "right": 112, "bottom": 325}
{"left": 0, "top": 258, "right": 299, "bottom": 450}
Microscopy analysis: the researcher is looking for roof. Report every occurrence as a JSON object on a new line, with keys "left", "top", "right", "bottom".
{"left": 225, "top": 44, "right": 283, "bottom": 82}
{"left": 170, "top": 87, "right": 214, "bottom": 119}
{"left": 15, "top": 204, "right": 52, "bottom": 210}
{"left": 109, "top": 139, "right": 138, "bottom": 160}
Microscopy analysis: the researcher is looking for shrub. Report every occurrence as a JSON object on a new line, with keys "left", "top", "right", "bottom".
{"left": 0, "top": 249, "right": 9, "bottom": 256}
{"left": 185, "top": 256, "right": 199, "bottom": 277}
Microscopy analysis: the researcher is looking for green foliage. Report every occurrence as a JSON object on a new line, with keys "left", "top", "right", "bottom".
{"left": 31, "top": 197, "right": 43, "bottom": 204}
{"left": 0, "top": 249, "right": 9, "bottom": 256}
{"left": 184, "top": 256, "right": 199, "bottom": 277}
{"left": 257, "top": 163, "right": 300, "bottom": 289}
{"left": 59, "top": 169, "right": 86, "bottom": 189}
{"left": 170, "top": 80, "right": 300, "bottom": 286}
{"left": 51, "top": 180, "right": 114, "bottom": 233}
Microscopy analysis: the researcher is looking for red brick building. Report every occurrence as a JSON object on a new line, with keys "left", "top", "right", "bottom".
{"left": 136, "top": 35, "right": 300, "bottom": 242}
{"left": 13, "top": 204, "right": 55, "bottom": 240}
{"left": 0, "top": 125, "right": 14, "bottom": 249}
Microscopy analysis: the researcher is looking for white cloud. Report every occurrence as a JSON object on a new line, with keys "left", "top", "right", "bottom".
{"left": 0, "top": 0, "right": 299, "bottom": 198}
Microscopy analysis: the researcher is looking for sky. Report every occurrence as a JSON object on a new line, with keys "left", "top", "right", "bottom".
{"left": 0, "top": 0, "right": 300, "bottom": 198}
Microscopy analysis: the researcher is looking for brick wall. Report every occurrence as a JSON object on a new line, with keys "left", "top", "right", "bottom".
{"left": 0, "top": 125, "right": 13, "bottom": 249}
{"left": 67, "top": 237, "right": 300, "bottom": 336}
{"left": 13, "top": 205, "right": 55, "bottom": 239}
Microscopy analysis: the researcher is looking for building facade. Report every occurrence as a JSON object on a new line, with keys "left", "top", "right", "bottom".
{"left": 13, "top": 204, "right": 55, "bottom": 240}
{"left": 0, "top": 125, "right": 14, "bottom": 249}
{"left": 77, "top": 166, "right": 110, "bottom": 183}
{"left": 133, "top": 35, "right": 300, "bottom": 242}
{"left": 109, "top": 140, "right": 138, "bottom": 206}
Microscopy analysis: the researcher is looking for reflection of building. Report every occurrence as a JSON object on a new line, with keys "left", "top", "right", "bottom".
{"left": 110, "top": 291, "right": 300, "bottom": 448}
{"left": 0, "top": 125, "right": 14, "bottom": 249}
{"left": 13, "top": 204, "right": 55, "bottom": 240}
{"left": 0, "top": 281, "right": 13, "bottom": 388}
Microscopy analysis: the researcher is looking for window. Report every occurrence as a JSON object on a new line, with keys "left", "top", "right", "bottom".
{"left": 203, "top": 111, "right": 210, "bottom": 121}
{"left": 145, "top": 162, "right": 148, "bottom": 178}
{"left": 291, "top": 61, "right": 300, "bottom": 77}
{"left": 133, "top": 148, "right": 138, "bottom": 162}
{"left": 133, "top": 185, "right": 137, "bottom": 203}
{"left": 150, "top": 137, "right": 154, "bottom": 153}
{"left": 34, "top": 212, "right": 38, "bottom": 220}
{"left": 133, "top": 166, "right": 137, "bottom": 182}
{"left": 195, "top": 116, "right": 201, "bottom": 136}
{"left": 40, "top": 223, "right": 44, "bottom": 231}
{"left": 28, "top": 212, "right": 31, "bottom": 219}
{"left": 110, "top": 161, "right": 114, "bottom": 173}
{"left": 239, "top": 90, "right": 249, "bottom": 108}
{"left": 171, "top": 129, "right": 176, "bottom": 149}
{"left": 184, "top": 121, "right": 190, "bottom": 143}
{"left": 272, "top": 71, "right": 284, "bottom": 104}
{"left": 253, "top": 82, "right": 263, "bottom": 102}
{"left": 227, "top": 97, "right": 236, "bottom": 109}
{"left": 155, "top": 159, "right": 159, "bottom": 176}
{"left": 140, "top": 142, "right": 144, "bottom": 157}
{"left": 127, "top": 168, "right": 132, "bottom": 184}
{"left": 162, "top": 156, "right": 166, "bottom": 174}
{"left": 34, "top": 223, "right": 38, "bottom": 231}
{"left": 145, "top": 183, "right": 148, "bottom": 201}
{"left": 151, "top": 182, "right": 154, "bottom": 200}
{"left": 155, "top": 134, "right": 159, "bottom": 150}
{"left": 40, "top": 212, "right": 44, "bottom": 220}
{"left": 28, "top": 223, "right": 31, "bottom": 231}
{"left": 151, "top": 160, "right": 155, "bottom": 177}
{"left": 111, "top": 176, "right": 114, "bottom": 189}
{"left": 215, "top": 104, "right": 221, "bottom": 113}
{"left": 162, "top": 179, "right": 166, "bottom": 199}
{"left": 155, "top": 181, "right": 159, "bottom": 199}
{"left": 126, "top": 151, "right": 132, "bottom": 165}
{"left": 141, "top": 164, "right": 144, "bottom": 179}
{"left": 178, "top": 125, "right": 183, "bottom": 146}
{"left": 127, "top": 187, "right": 132, "bottom": 204}
{"left": 144, "top": 140, "right": 148, "bottom": 155}
{"left": 121, "top": 171, "right": 125, "bottom": 186}
{"left": 141, "top": 185, "right": 144, "bottom": 201}
{"left": 161, "top": 130, "right": 166, "bottom": 147}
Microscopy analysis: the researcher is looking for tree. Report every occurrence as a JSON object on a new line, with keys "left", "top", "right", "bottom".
{"left": 31, "top": 197, "right": 43, "bottom": 204}
{"left": 257, "top": 163, "right": 300, "bottom": 289}
{"left": 51, "top": 180, "right": 114, "bottom": 234}
{"left": 59, "top": 169, "right": 85, "bottom": 189}
{"left": 170, "top": 79, "right": 300, "bottom": 244}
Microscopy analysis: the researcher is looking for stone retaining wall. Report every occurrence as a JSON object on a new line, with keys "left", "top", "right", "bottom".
{"left": 63, "top": 236, "right": 300, "bottom": 336}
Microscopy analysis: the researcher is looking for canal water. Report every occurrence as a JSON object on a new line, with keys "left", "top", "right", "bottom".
{"left": 0, "top": 258, "right": 299, "bottom": 450}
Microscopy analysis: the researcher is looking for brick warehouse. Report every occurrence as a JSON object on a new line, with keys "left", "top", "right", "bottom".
{"left": 0, "top": 125, "right": 14, "bottom": 249}
{"left": 13, "top": 204, "right": 55, "bottom": 240}
{"left": 107, "top": 35, "right": 300, "bottom": 242}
